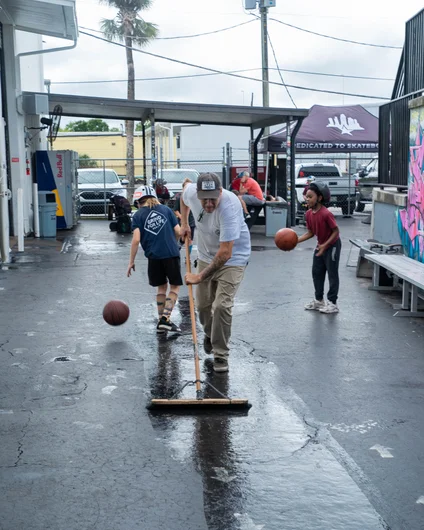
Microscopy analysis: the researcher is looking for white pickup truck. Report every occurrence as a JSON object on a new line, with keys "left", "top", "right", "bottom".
{"left": 294, "top": 163, "right": 357, "bottom": 217}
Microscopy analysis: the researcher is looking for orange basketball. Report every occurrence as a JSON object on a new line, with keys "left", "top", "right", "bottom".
{"left": 274, "top": 228, "right": 298, "bottom": 251}
{"left": 103, "top": 300, "right": 130, "bottom": 326}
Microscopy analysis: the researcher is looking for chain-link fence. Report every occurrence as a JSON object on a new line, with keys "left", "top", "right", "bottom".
{"left": 293, "top": 154, "right": 377, "bottom": 219}
{"left": 76, "top": 157, "right": 226, "bottom": 217}
{"left": 76, "top": 154, "right": 376, "bottom": 218}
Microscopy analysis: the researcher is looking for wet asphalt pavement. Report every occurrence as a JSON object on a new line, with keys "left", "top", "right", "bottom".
{"left": 1, "top": 210, "right": 423, "bottom": 530}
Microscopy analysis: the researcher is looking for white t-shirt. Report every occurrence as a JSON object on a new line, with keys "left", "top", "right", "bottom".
{"left": 182, "top": 184, "right": 251, "bottom": 266}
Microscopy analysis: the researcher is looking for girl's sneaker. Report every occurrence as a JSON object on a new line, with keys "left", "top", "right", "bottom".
{"left": 319, "top": 302, "right": 339, "bottom": 314}
{"left": 304, "top": 299, "right": 325, "bottom": 311}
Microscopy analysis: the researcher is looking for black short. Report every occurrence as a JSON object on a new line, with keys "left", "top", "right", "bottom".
{"left": 147, "top": 256, "right": 183, "bottom": 287}
{"left": 190, "top": 225, "right": 195, "bottom": 241}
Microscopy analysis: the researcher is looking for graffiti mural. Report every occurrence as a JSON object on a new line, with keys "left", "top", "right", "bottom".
{"left": 398, "top": 106, "right": 424, "bottom": 262}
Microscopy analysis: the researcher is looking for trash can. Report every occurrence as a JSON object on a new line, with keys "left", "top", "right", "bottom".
{"left": 38, "top": 191, "right": 57, "bottom": 238}
{"left": 265, "top": 201, "right": 288, "bottom": 237}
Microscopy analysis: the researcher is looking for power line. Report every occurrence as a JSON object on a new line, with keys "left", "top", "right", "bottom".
{"left": 267, "top": 29, "right": 297, "bottom": 107}
{"left": 50, "top": 67, "right": 395, "bottom": 85}
{"left": 78, "top": 30, "right": 391, "bottom": 100}
{"left": 268, "top": 16, "right": 403, "bottom": 49}
{"left": 79, "top": 19, "right": 256, "bottom": 40}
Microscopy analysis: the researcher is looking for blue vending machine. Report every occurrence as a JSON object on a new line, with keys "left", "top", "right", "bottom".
{"left": 35, "top": 150, "right": 80, "bottom": 229}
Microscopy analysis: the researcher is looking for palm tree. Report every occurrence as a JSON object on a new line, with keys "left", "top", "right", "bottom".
{"left": 100, "top": 0, "right": 158, "bottom": 194}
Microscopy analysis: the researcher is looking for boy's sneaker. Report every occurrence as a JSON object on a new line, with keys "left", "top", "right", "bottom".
{"left": 203, "top": 335, "right": 213, "bottom": 354}
{"left": 304, "top": 299, "right": 325, "bottom": 311}
{"left": 319, "top": 302, "right": 339, "bottom": 314}
{"left": 157, "top": 316, "right": 182, "bottom": 333}
{"left": 213, "top": 357, "right": 229, "bottom": 373}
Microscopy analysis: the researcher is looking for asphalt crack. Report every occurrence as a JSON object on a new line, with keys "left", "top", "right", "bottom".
{"left": 291, "top": 416, "right": 320, "bottom": 456}
{"left": 30, "top": 382, "right": 88, "bottom": 401}
{"left": 14, "top": 411, "right": 33, "bottom": 467}
{"left": 0, "top": 339, "right": 10, "bottom": 350}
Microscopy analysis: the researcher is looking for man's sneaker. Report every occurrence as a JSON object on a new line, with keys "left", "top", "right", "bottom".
{"left": 304, "top": 299, "right": 326, "bottom": 311}
{"left": 203, "top": 335, "right": 213, "bottom": 354}
{"left": 157, "top": 316, "right": 182, "bottom": 333}
{"left": 319, "top": 301, "right": 339, "bottom": 314}
{"left": 213, "top": 357, "right": 229, "bottom": 373}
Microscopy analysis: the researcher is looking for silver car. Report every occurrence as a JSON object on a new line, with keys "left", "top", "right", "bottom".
{"left": 78, "top": 168, "right": 127, "bottom": 214}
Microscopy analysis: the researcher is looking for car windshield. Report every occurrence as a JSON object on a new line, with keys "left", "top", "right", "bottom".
{"left": 160, "top": 171, "right": 199, "bottom": 184}
{"left": 299, "top": 166, "right": 340, "bottom": 178}
{"left": 78, "top": 170, "right": 119, "bottom": 185}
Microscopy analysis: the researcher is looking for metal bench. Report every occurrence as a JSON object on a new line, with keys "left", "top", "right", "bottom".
{"left": 347, "top": 238, "right": 403, "bottom": 279}
{"left": 366, "top": 254, "right": 424, "bottom": 317}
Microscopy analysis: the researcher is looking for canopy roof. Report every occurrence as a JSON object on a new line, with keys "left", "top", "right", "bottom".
{"left": 23, "top": 91, "right": 308, "bottom": 129}
{"left": 0, "top": 0, "right": 78, "bottom": 41}
{"left": 259, "top": 104, "right": 379, "bottom": 153}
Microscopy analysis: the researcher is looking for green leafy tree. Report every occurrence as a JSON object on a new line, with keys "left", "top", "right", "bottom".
{"left": 135, "top": 120, "right": 150, "bottom": 131}
{"left": 79, "top": 154, "right": 98, "bottom": 168}
{"left": 65, "top": 119, "right": 110, "bottom": 132}
{"left": 100, "top": 0, "right": 158, "bottom": 193}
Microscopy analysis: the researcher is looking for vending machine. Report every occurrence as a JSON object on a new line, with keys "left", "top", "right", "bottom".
{"left": 35, "top": 150, "right": 79, "bottom": 229}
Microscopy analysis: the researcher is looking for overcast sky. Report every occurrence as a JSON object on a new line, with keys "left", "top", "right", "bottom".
{"left": 42, "top": 0, "right": 423, "bottom": 127}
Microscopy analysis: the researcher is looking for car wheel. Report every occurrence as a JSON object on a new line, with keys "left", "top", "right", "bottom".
{"left": 355, "top": 201, "right": 365, "bottom": 212}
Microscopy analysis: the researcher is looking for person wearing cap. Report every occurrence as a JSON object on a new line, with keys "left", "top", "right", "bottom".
{"left": 154, "top": 178, "right": 170, "bottom": 204}
{"left": 127, "top": 185, "right": 183, "bottom": 334}
{"left": 180, "top": 173, "right": 251, "bottom": 373}
{"left": 239, "top": 171, "right": 265, "bottom": 207}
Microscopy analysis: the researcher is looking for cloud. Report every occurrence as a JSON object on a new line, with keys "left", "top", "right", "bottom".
{"left": 42, "top": 0, "right": 423, "bottom": 118}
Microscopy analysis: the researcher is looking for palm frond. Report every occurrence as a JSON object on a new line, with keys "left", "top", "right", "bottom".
{"left": 131, "top": 19, "right": 159, "bottom": 46}
{"left": 99, "top": 0, "right": 153, "bottom": 12}
{"left": 100, "top": 18, "right": 125, "bottom": 42}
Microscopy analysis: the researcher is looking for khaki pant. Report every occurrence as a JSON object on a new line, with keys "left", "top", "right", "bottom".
{"left": 196, "top": 260, "right": 246, "bottom": 359}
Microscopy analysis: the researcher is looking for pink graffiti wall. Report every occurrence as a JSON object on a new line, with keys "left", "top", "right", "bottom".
{"left": 398, "top": 106, "right": 424, "bottom": 262}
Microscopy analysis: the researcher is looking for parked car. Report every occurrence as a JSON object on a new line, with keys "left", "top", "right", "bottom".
{"left": 294, "top": 163, "right": 357, "bottom": 217}
{"left": 354, "top": 157, "right": 378, "bottom": 212}
{"left": 133, "top": 168, "right": 200, "bottom": 208}
{"left": 78, "top": 168, "right": 127, "bottom": 214}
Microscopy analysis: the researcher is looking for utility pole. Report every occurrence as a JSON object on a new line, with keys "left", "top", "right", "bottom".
{"left": 260, "top": 2, "right": 269, "bottom": 110}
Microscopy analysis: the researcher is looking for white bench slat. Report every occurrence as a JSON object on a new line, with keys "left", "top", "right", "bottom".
{"left": 366, "top": 254, "right": 424, "bottom": 290}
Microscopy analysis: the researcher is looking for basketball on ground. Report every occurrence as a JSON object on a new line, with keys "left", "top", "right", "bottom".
{"left": 103, "top": 300, "right": 130, "bottom": 326}
{"left": 274, "top": 228, "right": 298, "bottom": 251}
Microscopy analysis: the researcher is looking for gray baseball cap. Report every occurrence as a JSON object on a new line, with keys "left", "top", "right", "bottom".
{"left": 196, "top": 173, "right": 222, "bottom": 199}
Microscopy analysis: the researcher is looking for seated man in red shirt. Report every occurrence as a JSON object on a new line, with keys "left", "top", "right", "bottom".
{"left": 230, "top": 172, "right": 243, "bottom": 192}
{"left": 239, "top": 171, "right": 265, "bottom": 207}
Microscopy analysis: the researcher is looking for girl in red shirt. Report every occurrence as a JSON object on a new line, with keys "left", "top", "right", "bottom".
{"left": 297, "top": 182, "right": 341, "bottom": 314}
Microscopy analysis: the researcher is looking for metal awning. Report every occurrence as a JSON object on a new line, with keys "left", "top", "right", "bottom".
{"left": 0, "top": 0, "right": 78, "bottom": 41}
{"left": 23, "top": 91, "right": 309, "bottom": 130}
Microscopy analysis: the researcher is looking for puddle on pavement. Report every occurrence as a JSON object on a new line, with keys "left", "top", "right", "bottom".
{"left": 251, "top": 245, "right": 277, "bottom": 252}
{"left": 143, "top": 302, "right": 386, "bottom": 530}
{"left": 73, "top": 240, "right": 124, "bottom": 255}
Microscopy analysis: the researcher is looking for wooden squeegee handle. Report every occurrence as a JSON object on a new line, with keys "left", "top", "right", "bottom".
{"left": 185, "top": 239, "right": 202, "bottom": 393}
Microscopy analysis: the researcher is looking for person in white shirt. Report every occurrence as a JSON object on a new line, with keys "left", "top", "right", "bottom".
{"left": 180, "top": 173, "right": 251, "bottom": 373}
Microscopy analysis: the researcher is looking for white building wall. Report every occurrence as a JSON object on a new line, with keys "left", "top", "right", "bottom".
{"left": 16, "top": 32, "right": 45, "bottom": 92}
{"left": 6, "top": 30, "right": 47, "bottom": 236}
{"left": 177, "top": 125, "right": 251, "bottom": 163}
